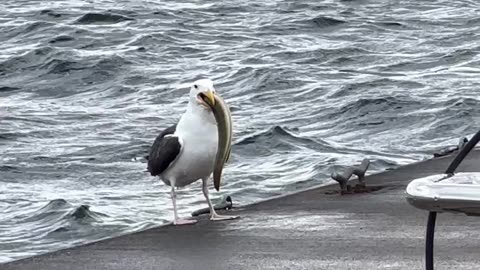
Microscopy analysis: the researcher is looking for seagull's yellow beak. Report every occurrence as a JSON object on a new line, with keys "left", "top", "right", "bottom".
{"left": 200, "top": 89, "right": 216, "bottom": 108}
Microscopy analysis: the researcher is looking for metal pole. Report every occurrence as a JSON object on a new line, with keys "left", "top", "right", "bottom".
{"left": 425, "top": 211, "right": 437, "bottom": 270}
{"left": 445, "top": 131, "right": 480, "bottom": 175}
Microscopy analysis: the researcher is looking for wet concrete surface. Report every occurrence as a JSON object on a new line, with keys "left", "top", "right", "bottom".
{"left": 4, "top": 150, "right": 480, "bottom": 270}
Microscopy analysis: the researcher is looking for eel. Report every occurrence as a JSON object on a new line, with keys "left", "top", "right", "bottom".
{"left": 203, "top": 94, "right": 233, "bottom": 191}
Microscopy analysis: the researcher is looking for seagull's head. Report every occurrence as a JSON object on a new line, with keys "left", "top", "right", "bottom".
{"left": 189, "top": 78, "right": 216, "bottom": 110}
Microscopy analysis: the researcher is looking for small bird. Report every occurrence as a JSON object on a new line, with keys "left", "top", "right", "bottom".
{"left": 147, "top": 79, "right": 238, "bottom": 225}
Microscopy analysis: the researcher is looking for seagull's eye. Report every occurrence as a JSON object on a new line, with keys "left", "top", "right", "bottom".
{"left": 194, "top": 84, "right": 198, "bottom": 89}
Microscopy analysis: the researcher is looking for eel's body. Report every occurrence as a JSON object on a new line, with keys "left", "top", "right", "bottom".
{"left": 204, "top": 94, "right": 233, "bottom": 191}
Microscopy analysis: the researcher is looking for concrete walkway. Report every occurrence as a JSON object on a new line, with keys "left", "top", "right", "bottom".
{"left": 4, "top": 151, "right": 480, "bottom": 270}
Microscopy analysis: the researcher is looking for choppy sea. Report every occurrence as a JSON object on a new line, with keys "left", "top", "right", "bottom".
{"left": 1, "top": 0, "right": 479, "bottom": 263}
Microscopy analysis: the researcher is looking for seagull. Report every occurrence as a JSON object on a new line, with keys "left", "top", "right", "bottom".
{"left": 147, "top": 78, "right": 238, "bottom": 225}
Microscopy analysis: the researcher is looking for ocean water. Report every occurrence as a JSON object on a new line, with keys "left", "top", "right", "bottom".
{"left": 1, "top": 0, "right": 480, "bottom": 263}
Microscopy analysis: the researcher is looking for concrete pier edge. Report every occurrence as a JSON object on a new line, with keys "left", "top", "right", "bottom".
{"left": 4, "top": 149, "right": 480, "bottom": 270}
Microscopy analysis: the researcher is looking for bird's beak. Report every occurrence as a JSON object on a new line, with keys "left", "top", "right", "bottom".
{"left": 200, "top": 89, "right": 216, "bottom": 108}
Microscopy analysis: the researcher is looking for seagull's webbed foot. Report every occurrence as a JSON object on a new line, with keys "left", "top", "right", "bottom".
{"left": 202, "top": 178, "right": 239, "bottom": 222}
{"left": 174, "top": 218, "right": 198, "bottom": 225}
{"left": 210, "top": 213, "right": 239, "bottom": 221}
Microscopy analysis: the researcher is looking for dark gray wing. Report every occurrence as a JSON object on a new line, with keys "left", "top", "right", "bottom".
{"left": 147, "top": 125, "right": 181, "bottom": 176}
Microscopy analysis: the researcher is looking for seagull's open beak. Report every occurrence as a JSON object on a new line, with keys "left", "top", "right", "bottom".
{"left": 199, "top": 90, "right": 216, "bottom": 108}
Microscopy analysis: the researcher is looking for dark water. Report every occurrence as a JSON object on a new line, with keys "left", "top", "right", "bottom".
{"left": 1, "top": 0, "right": 479, "bottom": 263}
